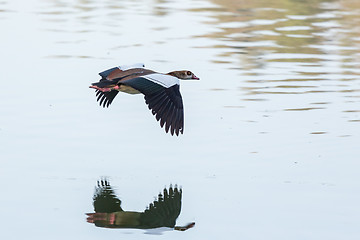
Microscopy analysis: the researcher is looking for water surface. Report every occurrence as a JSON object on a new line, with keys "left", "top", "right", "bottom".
{"left": 0, "top": 0, "right": 359, "bottom": 239}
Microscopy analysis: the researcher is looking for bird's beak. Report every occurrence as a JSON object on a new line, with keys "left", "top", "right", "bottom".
{"left": 192, "top": 75, "right": 200, "bottom": 80}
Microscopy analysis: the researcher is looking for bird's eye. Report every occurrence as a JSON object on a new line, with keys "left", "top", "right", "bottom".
{"left": 187, "top": 71, "right": 191, "bottom": 75}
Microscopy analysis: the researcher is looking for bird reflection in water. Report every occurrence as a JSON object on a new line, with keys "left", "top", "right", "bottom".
{"left": 86, "top": 179, "right": 195, "bottom": 232}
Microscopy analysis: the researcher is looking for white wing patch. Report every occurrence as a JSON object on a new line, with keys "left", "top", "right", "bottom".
{"left": 143, "top": 73, "right": 179, "bottom": 88}
{"left": 118, "top": 63, "right": 145, "bottom": 70}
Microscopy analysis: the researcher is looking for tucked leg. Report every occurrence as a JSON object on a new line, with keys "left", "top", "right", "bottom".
{"left": 89, "top": 85, "right": 119, "bottom": 92}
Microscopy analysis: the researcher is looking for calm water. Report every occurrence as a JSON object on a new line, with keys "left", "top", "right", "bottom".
{"left": 0, "top": 0, "right": 359, "bottom": 239}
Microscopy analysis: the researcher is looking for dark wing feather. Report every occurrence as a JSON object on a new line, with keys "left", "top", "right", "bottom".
{"left": 92, "top": 69, "right": 157, "bottom": 107}
{"left": 95, "top": 90, "right": 119, "bottom": 108}
{"left": 93, "top": 180, "right": 123, "bottom": 213}
{"left": 139, "top": 185, "right": 182, "bottom": 228}
{"left": 147, "top": 86, "right": 184, "bottom": 135}
{"left": 121, "top": 77, "right": 184, "bottom": 136}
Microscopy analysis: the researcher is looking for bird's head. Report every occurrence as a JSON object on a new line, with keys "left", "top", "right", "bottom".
{"left": 168, "top": 71, "right": 200, "bottom": 80}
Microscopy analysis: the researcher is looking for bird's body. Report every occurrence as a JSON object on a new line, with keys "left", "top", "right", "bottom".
{"left": 89, "top": 64, "right": 199, "bottom": 136}
{"left": 86, "top": 179, "right": 195, "bottom": 231}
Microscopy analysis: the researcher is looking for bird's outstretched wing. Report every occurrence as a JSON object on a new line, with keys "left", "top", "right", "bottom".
{"left": 92, "top": 67, "right": 155, "bottom": 108}
{"left": 94, "top": 68, "right": 155, "bottom": 87}
{"left": 98, "top": 63, "right": 145, "bottom": 79}
{"left": 139, "top": 185, "right": 182, "bottom": 228}
{"left": 93, "top": 179, "right": 123, "bottom": 213}
{"left": 95, "top": 90, "right": 119, "bottom": 108}
{"left": 86, "top": 179, "right": 124, "bottom": 228}
{"left": 121, "top": 75, "right": 184, "bottom": 136}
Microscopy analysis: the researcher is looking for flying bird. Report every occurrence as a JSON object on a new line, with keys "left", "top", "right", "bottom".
{"left": 89, "top": 63, "right": 199, "bottom": 136}
{"left": 86, "top": 179, "right": 195, "bottom": 231}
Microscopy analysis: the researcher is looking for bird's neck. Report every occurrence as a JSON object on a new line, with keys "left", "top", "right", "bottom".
{"left": 167, "top": 71, "right": 180, "bottom": 78}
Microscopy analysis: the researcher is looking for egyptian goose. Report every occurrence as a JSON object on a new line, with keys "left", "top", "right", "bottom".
{"left": 89, "top": 64, "right": 199, "bottom": 136}
{"left": 86, "top": 179, "right": 195, "bottom": 231}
